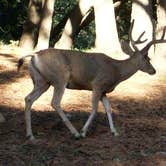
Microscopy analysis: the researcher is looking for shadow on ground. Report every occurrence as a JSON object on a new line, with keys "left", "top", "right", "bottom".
{"left": 0, "top": 93, "right": 165, "bottom": 166}
{"left": 0, "top": 52, "right": 165, "bottom": 165}
{"left": 0, "top": 53, "right": 28, "bottom": 85}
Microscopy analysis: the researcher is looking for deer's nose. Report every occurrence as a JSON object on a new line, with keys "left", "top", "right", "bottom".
{"left": 149, "top": 68, "right": 156, "bottom": 75}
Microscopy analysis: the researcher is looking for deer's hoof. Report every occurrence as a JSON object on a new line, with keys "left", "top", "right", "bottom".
{"left": 111, "top": 131, "right": 119, "bottom": 136}
{"left": 80, "top": 130, "right": 86, "bottom": 138}
{"left": 26, "top": 134, "right": 35, "bottom": 141}
{"left": 72, "top": 133, "right": 81, "bottom": 140}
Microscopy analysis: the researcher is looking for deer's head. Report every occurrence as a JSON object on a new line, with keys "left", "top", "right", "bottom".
{"left": 121, "top": 20, "right": 166, "bottom": 75}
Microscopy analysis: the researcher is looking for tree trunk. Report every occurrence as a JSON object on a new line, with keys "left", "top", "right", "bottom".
{"left": 131, "top": 0, "right": 154, "bottom": 51}
{"left": 94, "top": 0, "right": 121, "bottom": 56}
{"left": 156, "top": 0, "right": 166, "bottom": 56}
{"left": 155, "top": 0, "right": 166, "bottom": 72}
{"left": 50, "top": 12, "right": 70, "bottom": 46}
{"left": 0, "top": 113, "right": 5, "bottom": 123}
{"left": 54, "top": 0, "right": 93, "bottom": 49}
{"left": 35, "top": 0, "right": 55, "bottom": 50}
{"left": 19, "top": 0, "right": 44, "bottom": 50}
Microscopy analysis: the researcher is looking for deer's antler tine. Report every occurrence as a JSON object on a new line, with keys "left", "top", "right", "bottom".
{"left": 135, "top": 31, "right": 148, "bottom": 44}
{"left": 128, "top": 19, "right": 140, "bottom": 51}
{"left": 161, "top": 26, "right": 166, "bottom": 40}
{"left": 142, "top": 26, "right": 166, "bottom": 53}
{"left": 138, "top": 31, "right": 146, "bottom": 40}
{"left": 131, "top": 19, "right": 135, "bottom": 29}
{"left": 129, "top": 19, "right": 134, "bottom": 40}
{"left": 139, "top": 38, "right": 148, "bottom": 43}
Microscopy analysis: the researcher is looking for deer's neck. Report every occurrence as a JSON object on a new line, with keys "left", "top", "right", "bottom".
{"left": 117, "top": 56, "right": 140, "bottom": 82}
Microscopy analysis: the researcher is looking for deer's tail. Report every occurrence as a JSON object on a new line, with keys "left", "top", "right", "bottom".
{"left": 17, "top": 53, "right": 37, "bottom": 72}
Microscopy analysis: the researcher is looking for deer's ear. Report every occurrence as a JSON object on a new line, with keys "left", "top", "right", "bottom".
{"left": 120, "top": 40, "right": 134, "bottom": 56}
{"left": 143, "top": 53, "right": 148, "bottom": 58}
{"left": 142, "top": 52, "right": 150, "bottom": 60}
{"left": 140, "top": 48, "right": 148, "bottom": 56}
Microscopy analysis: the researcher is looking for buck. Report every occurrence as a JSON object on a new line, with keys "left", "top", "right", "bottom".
{"left": 18, "top": 20, "right": 166, "bottom": 140}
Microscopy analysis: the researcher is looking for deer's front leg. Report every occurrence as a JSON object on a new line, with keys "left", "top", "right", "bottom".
{"left": 101, "top": 95, "right": 119, "bottom": 136}
{"left": 80, "top": 90, "right": 101, "bottom": 137}
{"left": 51, "top": 85, "right": 80, "bottom": 139}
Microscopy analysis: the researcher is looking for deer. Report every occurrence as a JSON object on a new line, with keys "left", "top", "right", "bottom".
{"left": 17, "top": 20, "right": 166, "bottom": 140}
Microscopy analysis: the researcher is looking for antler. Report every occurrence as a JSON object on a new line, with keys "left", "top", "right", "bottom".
{"left": 121, "top": 19, "right": 151, "bottom": 55}
{"left": 120, "top": 39, "right": 134, "bottom": 55}
{"left": 129, "top": 20, "right": 148, "bottom": 51}
{"left": 141, "top": 27, "right": 166, "bottom": 53}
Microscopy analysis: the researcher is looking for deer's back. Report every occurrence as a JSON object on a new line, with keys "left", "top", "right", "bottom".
{"left": 33, "top": 48, "right": 118, "bottom": 91}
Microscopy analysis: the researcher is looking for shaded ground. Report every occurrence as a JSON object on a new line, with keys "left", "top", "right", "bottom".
{"left": 0, "top": 51, "right": 166, "bottom": 166}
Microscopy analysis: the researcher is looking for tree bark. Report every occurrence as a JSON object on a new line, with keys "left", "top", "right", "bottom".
{"left": 54, "top": 0, "right": 93, "bottom": 49}
{"left": 35, "top": 0, "right": 55, "bottom": 50}
{"left": 50, "top": 12, "right": 70, "bottom": 45}
{"left": 53, "top": 1, "right": 121, "bottom": 49}
{"left": 155, "top": 0, "right": 166, "bottom": 56}
{"left": 131, "top": 0, "right": 154, "bottom": 51}
{"left": 19, "top": 0, "right": 44, "bottom": 50}
{"left": 154, "top": 0, "right": 166, "bottom": 72}
{"left": 94, "top": 0, "right": 121, "bottom": 56}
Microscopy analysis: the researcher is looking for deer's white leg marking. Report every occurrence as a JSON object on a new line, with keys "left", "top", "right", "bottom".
{"left": 102, "top": 96, "right": 119, "bottom": 136}
{"left": 51, "top": 84, "right": 80, "bottom": 138}
{"left": 25, "top": 83, "right": 49, "bottom": 140}
{"left": 81, "top": 90, "right": 101, "bottom": 137}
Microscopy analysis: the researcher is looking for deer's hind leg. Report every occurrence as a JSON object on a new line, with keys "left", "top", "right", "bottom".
{"left": 25, "top": 63, "right": 50, "bottom": 140}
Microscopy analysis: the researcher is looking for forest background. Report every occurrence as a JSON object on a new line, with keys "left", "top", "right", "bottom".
{"left": 0, "top": 1, "right": 166, "bottom": 165}
{"left": 0, "top": 0, "right": 165, "bottom": 58}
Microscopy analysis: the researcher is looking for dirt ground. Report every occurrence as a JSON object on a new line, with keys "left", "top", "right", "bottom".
{"left": 0, "top": 50, "right": 166, "bottom": 166}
